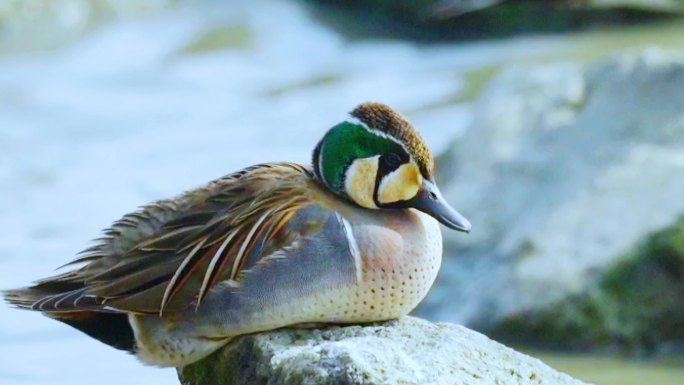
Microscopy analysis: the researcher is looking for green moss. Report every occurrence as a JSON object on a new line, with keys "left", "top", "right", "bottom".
{"left": 457, "top": 66, "right": 500, "bottom": 102}
{"left": 305, "top": 0, "right": 679, "bottom": 42}
{"left": 179, "top": 336, "right": 266, "bottom": 385}
{"left": 492, "top": 218, "right": 684, "bottom": 354}
{"left": 264, "top": 74, "right": 341, "bottom": 97}
{"left": 555, "top": 20, "right": 684, "bottom": 63}
{"left": 533, "top": 352, "right": 684, "bottom": 385}
{"left": 180, "top": 24, "right": 252, "bottom": 54}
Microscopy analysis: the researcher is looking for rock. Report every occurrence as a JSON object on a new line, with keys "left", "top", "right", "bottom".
{"left": 585, "top": 0, "right": 684, "bottom": 13}
{"left": 178, "top": 317, "right": 587, "bottom": 385}
{"left": 432, "top": 0, "right": 684, "bottom": 15}
{"left": 304, "top": 0, "right": 680, "bottom": 42}
{"left": 425, "top": 49, "right": 684, "bottom": 339}
{"left": 491, "top": 217, "right": 684, "bottom": 353}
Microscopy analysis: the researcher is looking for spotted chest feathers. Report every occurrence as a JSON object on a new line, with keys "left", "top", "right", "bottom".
{"left": 349, "top": 209, "right": 442, "bottom": 320}
{"left": 286, "top": 208, "right": 443, "bottom": 324}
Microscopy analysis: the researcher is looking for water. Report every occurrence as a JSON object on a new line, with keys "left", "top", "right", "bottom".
{"left": 533, "top": 352, "right": 684, "bottom": 385}
{"left": 1, "top": 1, "right": 684, "bottom": 384}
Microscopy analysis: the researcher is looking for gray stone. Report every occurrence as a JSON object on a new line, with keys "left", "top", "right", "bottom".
{"left": 583, "top": 0, "right": 684, "bottom": 13}
{"left": 432, "top": 0, "right": 684, "bottom": 15}
{"left": 426, "top": 49, "right": 684, "bottom": 328}
{"left": 305, "top": 1, "right": 682, "bottom": 42}
{"left": 178, "top": 317, "right": 587, "bottom": 385}
{"left": 490, "top": 217, "right": 684, "bottom": 351}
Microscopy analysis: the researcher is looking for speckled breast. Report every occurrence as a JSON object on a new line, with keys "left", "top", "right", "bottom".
{"left": 293, "top": 207, "right": 444, "bottom": 324}
{"left": 199, "top": 205, "right": 443, "bottom": 336}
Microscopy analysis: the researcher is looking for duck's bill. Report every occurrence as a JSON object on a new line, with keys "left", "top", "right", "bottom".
{"left": 411, "top": 181, "right": 471, "bottom": 233}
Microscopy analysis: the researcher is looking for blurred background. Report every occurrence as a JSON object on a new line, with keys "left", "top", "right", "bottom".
{"left": 1, "top": 0, "right": 683, "bottom": 384}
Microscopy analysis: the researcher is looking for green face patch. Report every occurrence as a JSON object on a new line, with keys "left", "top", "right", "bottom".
{"left": 318, "top": 122, "right": 406, "bottom": 193}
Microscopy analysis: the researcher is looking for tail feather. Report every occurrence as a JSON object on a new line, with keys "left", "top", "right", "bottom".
{"left": 4, "top": 283, "right": 97, "bottom": 312}
{"left": 48, "top": 311, "right": 136, "bottom": 352}
{"left": 4, "top": 284, "right": 136, "bottom": 353}
{"left": 4, "top": 286, "right": 52, "bottom": 309}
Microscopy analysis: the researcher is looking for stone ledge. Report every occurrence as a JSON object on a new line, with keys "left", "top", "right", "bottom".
{"left": 178, "top": 316, "right": 588, "bottom": 385}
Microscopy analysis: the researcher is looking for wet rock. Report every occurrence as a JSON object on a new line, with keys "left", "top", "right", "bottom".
{"left": 178, "top": 317, "right": 587, "bottom": 385}
{"left": 426, "top": 49, "right": 684, "bottom": 346}
{"left": 584, "top": 0, "right": 684, "bottom": 13}
{"left": 491, "top": 218, "right": 684, "bottom": 353}
{"left": 304, "top": 0, "right": 681, "bottom": 42}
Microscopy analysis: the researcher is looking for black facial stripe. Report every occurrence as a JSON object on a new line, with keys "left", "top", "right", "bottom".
{"left": 373, "top": 152, "right": 410, "bottom": 207}
{"left": 312, "top": 139, "right": 323, "bottom": 181}
{"left": 339, "top": 162, "right": 352, "bottom": 199}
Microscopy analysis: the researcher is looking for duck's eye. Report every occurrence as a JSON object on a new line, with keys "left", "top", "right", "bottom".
{"left": 381, "top": 153, "right": 403, "bottom": 169}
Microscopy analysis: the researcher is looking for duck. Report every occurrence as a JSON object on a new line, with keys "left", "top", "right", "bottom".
{"left": 4, "top": 102, "right": 470, "bottom": 367}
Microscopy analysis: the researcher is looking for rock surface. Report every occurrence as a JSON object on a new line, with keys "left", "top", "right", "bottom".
{"left": 310, "top": 0, "right": 684, "bottom": 15}
{"left": 492, "top": 217, "right": 684, "bottom": 352}
{"left": 178, "top": 317, "right": 587, "bottom": 385}
{"left": 305, "top": 0, "right": 681, "bottom": 41}
{"left": 425, "top": 49, "right": 684, "bottom": 332}
{"left": 432, "top": 0, "right": 684, "bottom": 14}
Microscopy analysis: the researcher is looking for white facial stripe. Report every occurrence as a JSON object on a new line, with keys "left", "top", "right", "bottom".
{"left": 344, "top": 156, "right": 379, "bottom": 209}
{"left": 317, "top": 140, "right": 327, "bottom": 186}
{"left": 377, "top": 161, "right": 423, "bottom": 204}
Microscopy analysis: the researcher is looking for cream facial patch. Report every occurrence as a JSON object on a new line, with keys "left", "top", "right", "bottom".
{"left": 377, "top": 162, "right": 422, "bottom": 205}
{"left": 344, "top": 156, "right": 380, "bottom": 209}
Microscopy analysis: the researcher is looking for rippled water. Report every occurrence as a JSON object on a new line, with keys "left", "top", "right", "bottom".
{"left": 2, "top": 1, "right": 684, "bottom": 384}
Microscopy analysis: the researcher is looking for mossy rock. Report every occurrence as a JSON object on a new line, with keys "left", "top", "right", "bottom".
{"left": 491, "top": 218, "right": 684, "bottom": 354}
{"left": 178, "top": 317, "right": 586, "bottom": 385}
{"left": 304, "top": 0, "right": 680, "bottom": 42}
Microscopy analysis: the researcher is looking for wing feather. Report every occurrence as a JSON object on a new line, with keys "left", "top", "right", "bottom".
{"left": 6, "top": 163, "right": 315, "bottom": 315}
{"left": 159, "top": 235, "right": 209, "bottom": 313}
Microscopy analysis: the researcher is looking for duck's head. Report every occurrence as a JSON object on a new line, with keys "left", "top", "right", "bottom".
{"left": 313, "top": 102, "right": 471, "bottom": 233}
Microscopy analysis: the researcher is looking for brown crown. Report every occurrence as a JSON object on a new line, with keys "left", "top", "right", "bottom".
{"left": 351, "top": 102, "right": 435, "bottom": 179}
